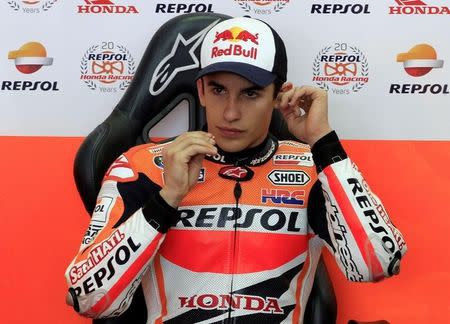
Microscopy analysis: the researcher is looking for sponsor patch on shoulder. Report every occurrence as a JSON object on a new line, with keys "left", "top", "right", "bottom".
{"left": 82, "top": 196, "right": 113, "bottom": 245}
{"left": 279, "top": 140, "right": 311, "bottom": 149}
{"left": 273, "top": 152, "right": 314, "bottom": 167}
{"left": 104, "top": 155, "right": 137, "bottom": 181}
{"left": 148, "top": 142, "right": 171, "bottom": 154}
{"left": 198, "top": 168, "right": 206, "bottom": 182}
{"left": 154, "top": 155, "right": 164, "bottom": 169}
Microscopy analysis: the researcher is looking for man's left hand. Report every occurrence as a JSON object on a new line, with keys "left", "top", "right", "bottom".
{"left": 275, "top": 83, "right": 332, "bottom": 146}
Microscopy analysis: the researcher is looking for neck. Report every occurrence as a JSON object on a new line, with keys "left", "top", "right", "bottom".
{"left": 206, "top": 134, "right": 278, "bottom": 166}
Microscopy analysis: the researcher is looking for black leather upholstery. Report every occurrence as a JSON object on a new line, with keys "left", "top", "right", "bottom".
{"left": 73, "top": 12, "right": 336, "bottom": 324}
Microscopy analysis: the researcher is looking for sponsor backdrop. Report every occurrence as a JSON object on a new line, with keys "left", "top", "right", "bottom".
{"left": 0, "top": 0, "right": 448, "bottom": 323}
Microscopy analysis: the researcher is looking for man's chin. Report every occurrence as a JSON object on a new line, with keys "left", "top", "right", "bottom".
{"left": 216, "top": 139, "right": 247, "bottom": 153}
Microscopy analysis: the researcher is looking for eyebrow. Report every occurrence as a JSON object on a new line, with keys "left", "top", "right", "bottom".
{"left": 207, "top": 80, "right": 264, "bottom": 92}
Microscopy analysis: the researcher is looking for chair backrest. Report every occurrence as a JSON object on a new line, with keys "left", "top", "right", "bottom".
{"left": 73, "top": 12, "right": 336, "bottom": 324}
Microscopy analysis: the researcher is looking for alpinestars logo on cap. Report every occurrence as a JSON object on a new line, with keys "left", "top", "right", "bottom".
{"left": 149, "top": 19, "right": 221, "bottom": 96}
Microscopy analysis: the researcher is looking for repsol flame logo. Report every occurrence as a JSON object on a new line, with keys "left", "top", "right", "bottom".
{"left": 149, "top": 19, "right": 221, "bottom": 96}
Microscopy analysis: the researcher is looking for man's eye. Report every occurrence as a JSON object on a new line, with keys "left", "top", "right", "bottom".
{"left": 212, "top": 87, "right": 225, "bottom": 95}
{"left": 244, "top": 90, "right": 258, "bottom": 98}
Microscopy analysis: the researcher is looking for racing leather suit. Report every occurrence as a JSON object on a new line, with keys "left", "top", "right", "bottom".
{"left": 65, "top": 131, "right": 407, "bottom": 323}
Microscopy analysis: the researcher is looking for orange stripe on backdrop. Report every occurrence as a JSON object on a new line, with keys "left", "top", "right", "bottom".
{"left": 0, "top": 136, "right": 89, "bottom": 324}
{"left": 0, "top": 136, "right": 449, "bottom": 324}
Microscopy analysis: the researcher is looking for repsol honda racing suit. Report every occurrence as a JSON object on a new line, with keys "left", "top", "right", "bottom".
{"left": 65, "top": 131, "right": 407, "bottom": 323}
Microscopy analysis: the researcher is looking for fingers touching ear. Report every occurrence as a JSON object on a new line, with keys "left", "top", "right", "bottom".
{"left": 280, "top": 82, "right": 293, "bottom": 94}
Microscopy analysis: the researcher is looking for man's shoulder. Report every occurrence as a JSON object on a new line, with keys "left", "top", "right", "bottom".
{"left": 272, "top": 140, "right": 314, "bottom": 168}
{"left": 124, "top": 140, "right": 173, "bottom": 158}
{"left": 111, "top": 141, "right": 173, "bottom": 179}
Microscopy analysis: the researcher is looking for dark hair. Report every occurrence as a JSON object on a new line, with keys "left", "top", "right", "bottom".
{"left": 273, "top": 77, "right": 284, "bottom": 99}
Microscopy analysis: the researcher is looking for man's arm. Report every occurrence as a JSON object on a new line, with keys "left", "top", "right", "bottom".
{"left": 65, "top": 151, "right": 178, "bottom": 318}
{"left": 308, "top": 132, "right": 407, "bottom": 282}
{"left": 276, "top": 84, "right": 407, "bottom": 281}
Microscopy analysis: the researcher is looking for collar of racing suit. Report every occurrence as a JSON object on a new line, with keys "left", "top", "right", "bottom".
{"left": 204, "top": 133, "right": 278, "bottom": 167}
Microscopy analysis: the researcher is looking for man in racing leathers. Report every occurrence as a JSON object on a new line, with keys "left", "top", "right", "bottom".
{"left": 65, "top": 16, "right": 407, "bottom": 323}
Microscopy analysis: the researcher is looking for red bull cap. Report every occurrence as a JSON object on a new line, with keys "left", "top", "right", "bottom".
{"left": 197, "top": 16, "right": 287, "bottom": 87}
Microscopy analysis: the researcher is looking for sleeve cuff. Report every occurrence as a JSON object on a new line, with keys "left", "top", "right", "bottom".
{"left": 142, "top": 192, "right": 179, "bottom": 233}
{"left": 311, "top": 130, "right": 348, "bottom": 173}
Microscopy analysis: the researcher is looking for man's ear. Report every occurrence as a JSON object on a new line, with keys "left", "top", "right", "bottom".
{"left": 273, "top": 81, "right": 293, "bottom": 109}
{"left": 196, "top": 78, "right": 206, "bottom": 107}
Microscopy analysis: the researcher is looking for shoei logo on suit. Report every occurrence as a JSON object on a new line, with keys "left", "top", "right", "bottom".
{"left": 390, "top": 44, "right": 448, "bottom": 95}
{"left": 6, "top": 0, "right": 59, "bottom": 13}
{"left": 268, "top": 170, "right": 310, "bottom": 186}
{"left": 149, "top": 19, "right": 221, "bottom": 96}
{"left": 310, "top": 2, "right": 371, "bottom": 14}
{"left": 1, "top": 42, "right": 59, "bottom": 91}
{"left": 77, "top": 0, "right": 139, "bottom": 14}
{"left": 80, "top": 42, "right": 135, "bottom": 92}
{"left": 313, "top": 42, "right": 369, "bottom": 95}
{"left": 155, "top": 3, "right": 213, "bottom": 13}
{"left": 234, "top": 0, "right": 290, "bottom": 15}
{"left": 388, "top": 0, "right": 450, "bottom": 15}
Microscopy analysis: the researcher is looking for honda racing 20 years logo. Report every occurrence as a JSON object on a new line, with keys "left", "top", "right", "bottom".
{"left": 388, "top": 0, "right": 450, "bottom": 15}
{"left": 390, "top": 44, "right": 448, "bottom": 95}
{"left": 2, "top": 41, "right": 59, "bottom": 91}
{"left": 6, "top": 0, "right": 59, "bottom": 13}
{"left": 80, "top": 41, "right": 135, "bottom": 92}
{"left": 234, "top": 0, "right": 290, "bottom": 15}
{"left": 313, "top": 42, "right": 369, "bottom": 94}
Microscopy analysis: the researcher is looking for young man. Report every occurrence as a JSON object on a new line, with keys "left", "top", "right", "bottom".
{"left": 65, "top": 16, "right": 407, "bottom": 323}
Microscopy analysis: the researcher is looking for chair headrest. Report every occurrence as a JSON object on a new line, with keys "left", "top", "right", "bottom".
{"left": 74, "top": 13, "right": 231, "bottom": 213}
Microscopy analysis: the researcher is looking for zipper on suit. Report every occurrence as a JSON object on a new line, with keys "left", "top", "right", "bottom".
{"left": 227, "top": 180, "right": 242, "bottom": 322}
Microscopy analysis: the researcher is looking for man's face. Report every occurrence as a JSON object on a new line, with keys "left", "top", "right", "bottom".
{"left": 197, "top": 72, "right": 277, "bottom": 153}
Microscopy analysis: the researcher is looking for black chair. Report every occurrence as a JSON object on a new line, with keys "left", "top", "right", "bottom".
{"left": 73, "top": 12, "right": 337, "bottom": 324}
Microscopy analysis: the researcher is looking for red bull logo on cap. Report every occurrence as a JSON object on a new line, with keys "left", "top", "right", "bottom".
{"left": 213, "top": 27, "right": 259, "bottom": 44}
{"left": 211, "top": 26, "right": 259, "bottom": 60}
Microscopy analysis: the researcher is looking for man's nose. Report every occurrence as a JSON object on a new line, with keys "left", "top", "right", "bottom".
{"left": 223, "top": 97, "right": 241, "bottom": 122}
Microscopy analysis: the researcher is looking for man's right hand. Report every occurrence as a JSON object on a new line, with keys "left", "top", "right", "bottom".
{"left": 159, "top": 131, "right": 217, "bottom": 208}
